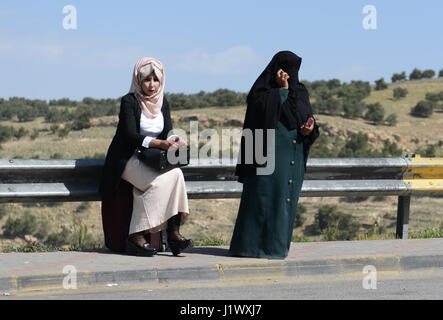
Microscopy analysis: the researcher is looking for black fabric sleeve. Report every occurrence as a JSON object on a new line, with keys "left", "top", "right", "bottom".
{"left": 118, "top": 95, "right": 145, "bottom": 148}
{"left": 249, "top": 88, "right": 282, "bottom": 130}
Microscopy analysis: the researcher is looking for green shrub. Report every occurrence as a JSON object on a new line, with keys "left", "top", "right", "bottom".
{"left": 0, "top": 204, "right": 8, "bottom": 219}
{"left": 425, "top": 92, "right": 440, "bottom": 102}
{"left": 375, "top": 78, "right": 388, "bottom": 90}
{"left": 362, "top": 221, "right": 388, "bottom": 239}
{"left": 16, "top": 107, "right": 38, "bottom": 122}
{"left": 336, "top": 81, "right": 371, "bottom": 102}
{"left": 309, "top": 134, "right": 339, "bottom": 158}
{"left": 409, "top": 223, "right": 443, "bottom": 239}
{"left": 326, "top": 79, "right": 341, "bottom": 90}
{"left": 30, "top": 129, "right": 39, "bottom": 140}
{"left": 422, "top": 69, "right": 435, "bottom": 79}
{"left": 1, "top": 211, "right": 55, "bottom": 242}
{"left": 338, "top": 132, "right": 375, "bottom": 157}
{"left": 68, "top": 215, "right": 100, "bottom": 250}
{"left": 364, "top": 103, "right": 385, "bottom": 125}
{"left": 50, "top": 124, "right": 59, "bottom": 134}
{"left": 57, "top": 125, "right": 71, "bottom": 139}
{"left": 2, "top": 242, "right": 60, "bottom": 253}
{"left": 292, "top": 235, "right": 310, "bottom": 242}
{"left": 294, "top": 203, "right": 307, "bottom": 227}
{"left": 324, "top": 98, "right": 342, "bottom": 115}
{"left": 314, "top": 205, "right": 361, "bottom": 240}
{"left": 409, "top": 68, "right": 423, "bottom": 80}
{"left": 194, "top": 237, "right": 230, "bottom": 246}
{"left": 342, "top": 98, "right": 366, "bottom": 119}
{"left": 391, "top": 71, "right": 407, "bottom": 82}
{"left": 71, "top": 109, "right": 92, "bottom": 130}
{"left": 0, "top": 125, "right": 14, "bottom": 143}
{"left": 13, "top": 127, "right": 28, "bottom": 140}
{"left": 385, "top": 113, "right": 397, "bottom": 126}
{"left": 2, "top": 212, "right": 38, "bottom": 239}
{"left": 44, "top": 225, "right": 70, "bottom": 247}
{"left": 415, "top": 144, "right": 437, "bottom": 157}
{"left": 45, "top": 108, "right": 72, "bottom": 123}
{"left": 411, "top": 100, "right": 434, "bottom": 118}
{"left": 381, "top": 139, "right": 403, "bottom": 157}
{"left": 393, "top": 87, "right": 408, "bottom": 100}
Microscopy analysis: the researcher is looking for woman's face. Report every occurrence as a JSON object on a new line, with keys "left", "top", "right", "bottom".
{"left": 141, "top": 72, "right": 160, "bottom": 96}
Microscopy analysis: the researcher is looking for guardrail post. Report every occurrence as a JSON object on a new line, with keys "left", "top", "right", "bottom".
{"left": 396, "top": 195, "right": 411, "bottom": 239}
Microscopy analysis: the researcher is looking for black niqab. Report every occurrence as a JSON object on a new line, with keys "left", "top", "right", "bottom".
{"left": 245, "top": 50, "right": 313, "bottom": 131}
{"left": 235, "top": 50, "right": 319, "bottom": 182}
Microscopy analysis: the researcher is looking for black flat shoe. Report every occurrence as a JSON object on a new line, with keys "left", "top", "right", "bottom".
{"left": 168, "top": 238, "right": 194, "bottom": 256}
{"left": 126, "top": 238, "right": 157, "bottom": 257}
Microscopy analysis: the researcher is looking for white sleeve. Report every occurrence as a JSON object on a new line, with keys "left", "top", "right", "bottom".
{"left": 142, "top": 136, "right": 154, "bottom": 148}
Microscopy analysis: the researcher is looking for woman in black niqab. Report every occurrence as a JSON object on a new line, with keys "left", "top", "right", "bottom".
{"left": 230, "top": 50, "right": 319, "bottom": 259}
{"left": 235, "top": 51, "right": 319, "bottom": 181}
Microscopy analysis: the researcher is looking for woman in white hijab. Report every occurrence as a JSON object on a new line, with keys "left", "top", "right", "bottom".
{"left": 100, "top": 57, "right": 193, "bottom": 257}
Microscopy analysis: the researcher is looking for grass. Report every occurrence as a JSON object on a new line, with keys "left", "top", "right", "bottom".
{"left": 193, "top": 237, "right": 231, "bottom": 247}
{"left": 1, "top": 242, "right": 63, "bottom": 253}
{"left": 409, "top": 223, "right": 443, "bottom": 239}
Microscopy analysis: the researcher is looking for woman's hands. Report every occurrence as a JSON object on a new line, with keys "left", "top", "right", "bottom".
{"left": 276, "top": 69, "right": 290, "bottom": 89}
{"left": 149, "top": 136, "right": 187, "bottom": 151}
{"left": 300, "top": 117, "right": 314, "bottom": 136}
{"left": 169, "top": 135, "right": 187, "bottom": 147}
{"left": 149, "top": 139, "right": 177, "bottom": 150}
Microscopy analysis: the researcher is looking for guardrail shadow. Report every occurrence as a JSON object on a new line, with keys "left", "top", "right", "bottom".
{"left": 186, "top": 246, "right": 231, "bottom": 257}
{"left": 76, "top": 246, "right": 232, "bottom": 257}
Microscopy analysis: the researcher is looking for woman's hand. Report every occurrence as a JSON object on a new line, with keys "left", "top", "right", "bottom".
{"left": 276, "top": 69, "right": 290, "bottom": 89}
{"left": 300, "top": 119, "right": 314, "bottom": 136}
{"left": 149, "top": 138, "right": 178, "bottom": 150}
{"left": 169, "top": 135, "right": 187, "bottom": 147}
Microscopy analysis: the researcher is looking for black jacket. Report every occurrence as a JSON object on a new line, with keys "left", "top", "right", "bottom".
{"left": 99, "top": 93, "right": 173, "bottom": 196}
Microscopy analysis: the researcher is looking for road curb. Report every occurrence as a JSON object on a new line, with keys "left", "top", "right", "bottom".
{"left": 1, "top": 253, "right": 443, "bottom": 295}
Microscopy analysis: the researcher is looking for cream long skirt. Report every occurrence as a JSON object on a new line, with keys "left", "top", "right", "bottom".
{"left": 121, "top": 154, "right": 189, "bottom": 235}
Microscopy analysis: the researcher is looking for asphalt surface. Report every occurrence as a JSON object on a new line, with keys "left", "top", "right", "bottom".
{"left": 1, "top": 238, "right": 443, "bottom": 298}
{"left": 12, "top": 274, "right": 443, "bottom": 300}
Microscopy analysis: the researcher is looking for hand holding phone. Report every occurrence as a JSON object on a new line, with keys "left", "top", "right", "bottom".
{"left": 306, "top": 117, "right": 314, "bottom": 127}
{"left": 300, "top": 117, "right": 314, "bottom": 136}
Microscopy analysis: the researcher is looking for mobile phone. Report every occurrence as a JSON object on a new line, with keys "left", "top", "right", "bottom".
{"left": 306, "top": 117, "right": 314, "bottom": 127}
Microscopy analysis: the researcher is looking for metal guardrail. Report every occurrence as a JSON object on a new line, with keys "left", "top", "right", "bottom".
{"left": 0, "top": 155, "right": 442, "bottom": 239}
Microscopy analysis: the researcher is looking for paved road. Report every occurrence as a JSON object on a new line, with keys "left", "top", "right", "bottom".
{"left": 2, "top": 238, "right": 443, "bottom": 306}
{"left": 5, "top": 269, "right": 443, "bottom": 300}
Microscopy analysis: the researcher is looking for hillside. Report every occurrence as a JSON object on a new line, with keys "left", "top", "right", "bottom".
{"left": 0, "top": 78, "right": 442, "bottom": 251}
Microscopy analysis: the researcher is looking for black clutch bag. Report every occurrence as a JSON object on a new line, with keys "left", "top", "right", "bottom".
{"left": 136, "top": 146, "right": 190, "bottom": 171}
